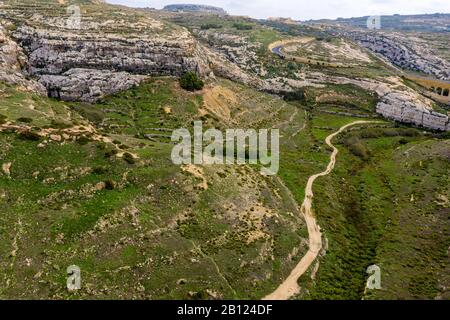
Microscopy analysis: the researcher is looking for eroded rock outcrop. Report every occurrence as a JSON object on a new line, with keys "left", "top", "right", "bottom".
{"left": 278, "top": 73, "right": 450, "bottom": 131}
{"left": 0, "top": 24, "right": 45, "bottom": 94}
{"left": 40, "top": 68, "right": 147, "bottom": 102}
{"left": 377, "top": 93, "right": 450, "bottom": 131}
{"left": 14, "top": 26, "right": 209, "bottom": 78}
{"left": 347, "top": 31, "right": 450, "bottom": 81}
{"left": 1, "top": 1, "right": 211, "bottom": 100}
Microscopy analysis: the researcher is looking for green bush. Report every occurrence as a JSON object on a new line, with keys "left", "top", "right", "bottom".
{"left": 93, "top": 166, "right": 108, "bottom": 174}
{"left": 19, "top": 130, "right": 41, "bottom": 141}
{"left": 0, "top": 114, "right": 7, "bottom": 125}
{"left": 17, "top": 117, "right": 33, "bottom": 123}
{"left": 50, "top": 120, "right": 72, "bottom": 129}
{"left": 344, "top": 136, "right": 369, "bottom": 160}
{"left": 283, "top": 89, "right": 306, "bottom": 103}
{"left": 233, "top": 22, "right": 253, "bottom": 30}
{"left": 71, "top": 104, "right": 105, "bottom": 124}
{"left": 179, "top": 72, "right": 204, "bottom": 91}
{"left": 200, "top": 23, "right": 222, "bottom": 30}
{"left": 104, "top": 179, "right": 116, "bottom": 190}
{"left": 77, "top": 136, "right": 91, "bottom": 145}
{"left": 123, "top": 152, "right": 136, "bottom": 164}
{"left": 104, "top": 149, "right": 118, "bottom": 158}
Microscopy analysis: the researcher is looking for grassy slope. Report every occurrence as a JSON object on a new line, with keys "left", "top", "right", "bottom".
{"left": 296, "top": 123, "right": 449, "bottom": 299}
{"left": 0, "top": 78, "right": 312, "bottom": 299}
{"left": 1, "top": 75, "right": 449, "bottom": 300}
{"left": 0, "top": 2, "right": 448, "bottom": 298}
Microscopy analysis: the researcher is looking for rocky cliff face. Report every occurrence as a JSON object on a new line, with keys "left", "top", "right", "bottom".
{"left": 347, "top": 30, "right": 450, "bottom": 81}
{"left": 377, "top": 96, "right": 450, "bottom": 131}
{"left": 284, "top": 73, "right": 450, "bottom": 131}
{"left": 350, "top": 76, "right": 450, "bottom": 131}
{"left": 0, "top": 23, "right": 45, "bottom": 94}
{"left": 0, "top": 1, "right": 448, "bottom": 131}
{"left": 1, "top": 0, "right": 211, "bottom": 101}
{"left": 14, "top": 26, "right": 209, "bottom": 78}
{"left": 40, "top": 68, "right": 147, "bottom": 102}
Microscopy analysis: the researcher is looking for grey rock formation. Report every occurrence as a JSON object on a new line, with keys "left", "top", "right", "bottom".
{"left": 1, "top": 2, "right": 448, "bottom": 132}
{"left": 347, "top": 31, "right": 450, "bottom": 81}
{"left": 377, "top": 93, "right": 450, "bottom": 131}
{"left": 40, "top": 68, "right": 147, "bottom": 102}
{"left": 281, "top": 73, "right": 450, "bottom": 131}
{"left": 6, "top": 22, "right": 212, "bottom": 101}
{"left": 0, "top": 24, "right": 45, "bottom": 94}
{"left": 195, "top": 30, "right": 262, "bottom": 75}
{"left": 14, "top": 26, "right": 210, "bottom": 79}
{"left": 1, "top": 2, "right": 212, "bottom": 101}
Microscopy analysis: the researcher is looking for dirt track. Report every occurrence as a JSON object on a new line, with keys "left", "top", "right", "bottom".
{"left": 263, "top": 120, "right": 380, "bottom": 300}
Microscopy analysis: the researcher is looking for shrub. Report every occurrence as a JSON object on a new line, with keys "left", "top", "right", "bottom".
{"left": 200, "top": 23, "right": 222, "bottom": 30}
{"left": 402, "top": 128, "right": 420, "bottom": 137}
{"left": 233, "top": 22, "right": 253, "bottom": 30}
{"left": 123, "top": 152, "right": 136, "bottom": 164}
{"left": 118, "top": 144, "right": 130, "bottom": 150}
{"left": 19, "top": 130, "right": 41, "bottom": 141}
{"left": 0, "top": 114, "right": 7, "bottom": 125}
{"left": 71, "top": 104, "right": 105, "bottom": 124}
{"left": 283, "top": 89, "right": 306, "bottom": 103}
{"left": 349, "top": 142, "right": 369, "bottom": 160}
{"left": 77, "top": 136, "right": 91, "bottom": 145}
{"left": 104, "top": 149, "right": 118, "bottom": 158}
{"left": 179, "top": 72, "right": 204, "bottom": 91}
{"left": 93, "top": 166, "right": 108, "bottom": 174}
{"left": 104, "top": 179, "right": 116, "bottom": 190}
{"left": 359, "top": 128, "right": 383, "bottom": 139}
{"left": 51, "top": 120, "right": 72, "bottom": 129}
{"left": 17, "top": 117, "right": 33, "bottom": 123}
{"left": 344, "top": 136, "right": 369, "bottom": 160}
{"left": 96, "top": 142, "right": 107, "bottom": 150}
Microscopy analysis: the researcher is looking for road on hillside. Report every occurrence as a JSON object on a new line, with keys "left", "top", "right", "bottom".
{"left": 263, "top": 120, "right": 381, "bottom": 300}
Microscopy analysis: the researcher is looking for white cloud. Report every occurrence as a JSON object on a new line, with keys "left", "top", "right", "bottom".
{"left": 106, "top": 0, "right": 450, "bottom": 20}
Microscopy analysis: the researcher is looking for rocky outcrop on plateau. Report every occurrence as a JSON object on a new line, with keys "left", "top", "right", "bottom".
{"left": 11, "top": 25, "right": 210, "bottom": 102}
{"left": 195, "top": 30, "right": 262, "bottom": 74}
{"left": 338, "top": 77, "right": 449, "bottom": 131}
{"left": 14, "top": 26, "right": 209, "bottom": 78}
{"left": 279, "top": 72, "right": 450, "bottom": 131}
{"left": 0, "top": 1, "right": 448, "bottom": 131}
{"left": 0, "top": 1, "right": 211, "bottom": 101}
{"left": 347, "top": 31, "right": 450, "bottom": 81}
{"left": 40, "top": 68, "right": 147, "bottom": 102}
{"left": 377, "top": 93, "right": 450, "bottom": 131}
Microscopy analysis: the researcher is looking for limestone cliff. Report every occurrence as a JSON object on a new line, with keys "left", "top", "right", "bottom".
{"left": 1, "top": 0, "right": 211, "bottom": 101}
{"left": 0, "top": 23, "right": 46, "bottom": 94}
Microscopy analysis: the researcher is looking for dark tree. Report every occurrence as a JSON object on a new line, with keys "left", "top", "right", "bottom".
{"left": 179, "top": 72, "right": 204, "bottom": 91}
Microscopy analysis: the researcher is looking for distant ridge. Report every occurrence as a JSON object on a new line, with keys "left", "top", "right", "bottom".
{"left": 303, "top": 13, "right": 450, "bottom": 32}
{"left": 163, "top": 4, "right": 227, "bottom": 15}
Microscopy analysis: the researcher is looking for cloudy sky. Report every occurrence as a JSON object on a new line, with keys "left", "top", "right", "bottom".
{"left": 106, "top": 0, "right": 450, "bottom": 20}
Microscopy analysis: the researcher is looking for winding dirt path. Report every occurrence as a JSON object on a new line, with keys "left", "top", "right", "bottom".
{"left": 264, "top": 120, "right": 380, "bottom": 300}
